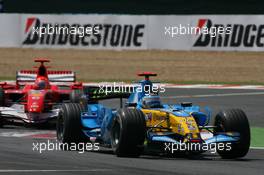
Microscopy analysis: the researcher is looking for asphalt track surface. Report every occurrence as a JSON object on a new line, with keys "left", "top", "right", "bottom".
{"left": 0, "top": 88, "right": 263, "bottom": 175}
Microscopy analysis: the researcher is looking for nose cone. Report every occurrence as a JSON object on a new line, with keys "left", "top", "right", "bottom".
{"left": 29, "top": 102, "right": 42, "bottom": 112}
{"left": 27, "top": 91, "right": 45, "bottom": 113}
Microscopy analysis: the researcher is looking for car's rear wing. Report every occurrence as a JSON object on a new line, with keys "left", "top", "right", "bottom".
{"left": 16, "top": 70, "right": 76, "bottom": 83}
{"left": 84, "top": 86, "right": 130, "bottom": 101}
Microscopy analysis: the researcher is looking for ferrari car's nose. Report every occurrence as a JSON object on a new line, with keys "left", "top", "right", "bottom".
{"left": 29, "top": 103, "right": 42, "bottom": 112}
{"left": 27, "top": 90, "right": 45, "bottom": 113}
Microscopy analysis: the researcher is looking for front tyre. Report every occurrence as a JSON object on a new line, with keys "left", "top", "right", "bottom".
{"left": 111, "top": 108, "right": 146, "bottom": 157}
{"left": 214, "top": 109, "right": 250, "bottom": 159}
{"left": 56, "top": 103, "right": 87, "bottom": 145}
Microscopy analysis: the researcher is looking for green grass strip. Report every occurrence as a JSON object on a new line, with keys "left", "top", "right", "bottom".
{"left": 251, "top": 127, "right": 264, "bottom": 147}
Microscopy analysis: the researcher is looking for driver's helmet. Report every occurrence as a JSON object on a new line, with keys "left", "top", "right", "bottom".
{"left": 141, "top": 95, "right": 162, "bottom": 108}
{"left": 35, "top": 77, "right": 49, "bottom": 90}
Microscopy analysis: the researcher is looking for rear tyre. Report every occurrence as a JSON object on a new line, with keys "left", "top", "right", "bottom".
{"left": 56, "top": 103, "right": 87, "bottom": 149}
{"left": 70, "top": 90, "right": 84, "bottom": 103}
{"left": 0, "top": 88, "right": 4, "bottom": 106}
{"left": 111, "top": 108, "right": 146, "bottom": 157}
{"left": 214, "top": 109, "right": 250, "bottom": 159}
{"left": 0, "top": 88, "right": 4, "bottom": 127}
{"left": 0, "top": 114, "right": 3, "bottom": 128}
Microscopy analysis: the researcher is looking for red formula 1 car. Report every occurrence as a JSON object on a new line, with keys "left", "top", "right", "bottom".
{"left": 0, "top": 59, "right": 83, "bottom": 127}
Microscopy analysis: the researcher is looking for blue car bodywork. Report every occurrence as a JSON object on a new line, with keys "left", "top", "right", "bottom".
{"left": 79, "top": 75, "right": 240, "bottom": 149}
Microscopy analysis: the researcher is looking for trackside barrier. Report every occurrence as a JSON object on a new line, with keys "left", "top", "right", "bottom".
{"left": 1, "top": 14, "right": 264, "bottom": 51}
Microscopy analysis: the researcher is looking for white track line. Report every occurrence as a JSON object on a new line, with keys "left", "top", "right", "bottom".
{"left": 164, "top": 84, "right": 264, "bottom": 90}
{"left": 0, "top": 169, "right": 111, "bottom": 173}
{"left": 161, "top": 92, "right": 264, "bottom": 99}
{"left": 83, "top": 83, "right": 264, "bottom": 90}
{"left": 250, "top": 147, "right": 264, "bottom": 150}
{"left": 4, "top": 81, "right": 264, "bottom": 90}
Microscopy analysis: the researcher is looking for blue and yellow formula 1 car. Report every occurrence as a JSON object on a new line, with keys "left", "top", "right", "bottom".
{"left": 56, "top": 73, "right": 250, "bottom": 158}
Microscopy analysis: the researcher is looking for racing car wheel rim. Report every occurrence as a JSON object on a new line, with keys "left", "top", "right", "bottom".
{"left": 57, "top": 113, "right": 64, "bottom": 141}
{"left": 215, "top": 118, "right": 225, "bottom": 133}
{"left": 112, "top": 122, "right": 121, "bottom": 145}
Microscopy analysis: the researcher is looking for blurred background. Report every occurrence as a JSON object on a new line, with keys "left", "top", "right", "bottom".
{"left": 0, "top": 0, "right": 264, "bottom": 84}
{"left": 1, "top": 0, "right": 263, "bottom": 14}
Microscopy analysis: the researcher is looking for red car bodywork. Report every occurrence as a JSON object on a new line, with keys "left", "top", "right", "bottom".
{"left": 0, "top": 59, "right": 83, "bottom": 125}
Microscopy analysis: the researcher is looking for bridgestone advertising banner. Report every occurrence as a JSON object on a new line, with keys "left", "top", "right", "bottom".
{"left": 1, "top": 14, "right": 264, "bottom": 51}
{"left": 21, "top": 14, "right": 147, "bottom": 50}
